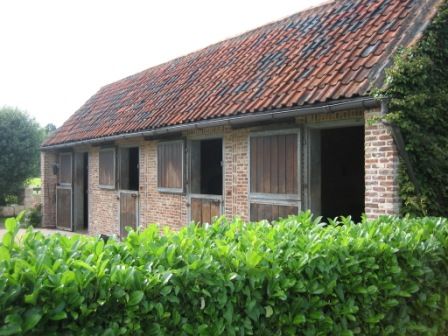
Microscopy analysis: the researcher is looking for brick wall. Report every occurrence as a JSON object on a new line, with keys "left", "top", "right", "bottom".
{"left": 222, "top": 128, "right": 250, "bottom": 222}
{"left": 88, "top": 148, "right": 120, "bottom": 236}
{"left": 41, "top": 151, "right": 57, "bottom": 228}
{"left": 41, "top": 108, "right": 401, "bottom": 234}
{"left": 138, "top": 141, "right": 188, "bottom": 231}
{"left": 138, "top": 126, "right": 250, "bottom": 231}
{"left": 364, "top": 109, "right": 401, "bottom": 218}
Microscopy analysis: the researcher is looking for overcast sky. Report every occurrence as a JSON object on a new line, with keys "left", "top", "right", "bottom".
{"left": 0, "top": 0, "right": 326, "bottom": 127}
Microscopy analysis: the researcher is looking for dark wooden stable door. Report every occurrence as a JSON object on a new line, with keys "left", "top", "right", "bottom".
{"left": 56, "top": 188, "right": 72, "bottom": 230}
{"left": 250, "top": 134, "right": 298, "bottom": 194}
{"left": 56, "top": 153, "right": 73, "bottom": 230}
{"left": 250, "top": 203, "right": 299, "bottom": 222}
{"left": 191, "top": 197, "right": 221, "bottom": 225}
{"left": 249, "top": 133, "right": 300, "bottom": 222}
{"left": 119, "top": 191, "right": 138, "bottom": 237}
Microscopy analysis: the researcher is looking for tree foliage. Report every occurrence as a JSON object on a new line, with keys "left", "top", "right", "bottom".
{"left": 43, "top": 123, "right": 57, "bottom": 137}
{"left": 377, "top": 0, "right": 448, "bottom": 216}
{"left": 0, "top": 107, "right": 43, "bottom": 205}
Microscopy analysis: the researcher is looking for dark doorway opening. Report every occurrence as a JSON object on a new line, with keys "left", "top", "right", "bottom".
{"left": 83, "top": 152, "right": 88, "bottom": 230}
{"left": 191, "top": 138, "right": 223, "bottom": 195}
{"left": 320, "top": 126, "right": 364, "bottom": 222}
{"left": 119, "top": 147, "right": 139, "bottom": 191}
{"left": 119, "top": 147, "right": 139, "bottom": 238}
{"left": 73, "top": 152, "right": 88, "bottom": 232}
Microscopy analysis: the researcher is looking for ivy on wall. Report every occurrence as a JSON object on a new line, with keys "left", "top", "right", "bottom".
{"left": 376, "top": 0, "right": 448, "bottom": 216}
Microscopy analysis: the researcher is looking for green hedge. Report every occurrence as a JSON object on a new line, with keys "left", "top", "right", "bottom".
{"left": 1, "top": 214, "right": 447, "bottom": 335}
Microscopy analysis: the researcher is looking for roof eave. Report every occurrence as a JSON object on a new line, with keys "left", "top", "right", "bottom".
{"left": 41, "top": 96, "right": 380, "bottom": 151}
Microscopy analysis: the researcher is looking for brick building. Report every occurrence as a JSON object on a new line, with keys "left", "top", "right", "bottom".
{"left": 41, "top": 0, "right": 441, "bottom": 236}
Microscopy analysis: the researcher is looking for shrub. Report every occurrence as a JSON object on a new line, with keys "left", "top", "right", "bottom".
{"left": 23, "top": 204, "right": 42, "bottom": 228}
{"left": 3, "top": 195, "right": 19, "bottom": 206}
{"left": 0, "top": 213, "right": 447, "bottom": 335}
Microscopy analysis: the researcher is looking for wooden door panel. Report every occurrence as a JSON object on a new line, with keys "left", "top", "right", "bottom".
{"left": 191, "top": 197, "right": 221, "bottom": 225}
{"left": 56, "top": 187, "right": 72, "bottom": 230}
{"left": 120, "top": 192, "right": 137, "bottom": 238}
{"left": 191, "top": 198, "right": 202, "bottom": 224}
{"left": 250, "top": 133, "right": 298, "bottom": 194}
{"left": 210, "top": 201, "right": 221, "bottom": 220}
{"left": 56, "top": 152, "right": 73, "bottom": 230}
{"left": 201, "top": 201, "right": 211, "bottom": 224}
{"left": 250, "top": 203, "right": 298, "bottom": 222}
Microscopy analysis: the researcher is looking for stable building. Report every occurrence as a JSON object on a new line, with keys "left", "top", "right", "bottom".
{"left": 41, "top": 0, "right": 441, "bottom": 236}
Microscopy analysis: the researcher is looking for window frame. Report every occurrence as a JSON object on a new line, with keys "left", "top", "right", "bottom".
{"left": 98, "top": 147, "right": 116, "bottom": 189}
{"left": 157, "top": 140, "right": 185, "bottom": 194}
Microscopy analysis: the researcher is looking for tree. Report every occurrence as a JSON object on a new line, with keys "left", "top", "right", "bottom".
{"left": 44, "top": 123, "right": 57, "bottom": 137}
{"left": 0, "top": 107, "right": 43, "bottom": 205}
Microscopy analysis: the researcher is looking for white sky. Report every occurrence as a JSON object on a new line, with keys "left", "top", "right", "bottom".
{"left": 0, "top": 0, "right": 326, "bottom": 127}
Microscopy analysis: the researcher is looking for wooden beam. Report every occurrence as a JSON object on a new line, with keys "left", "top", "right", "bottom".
{"left": 230, "top": 118, "right": 296, "bottom": 130}
{"left": 144, "top": 132, "right": 183, "bottom": 141}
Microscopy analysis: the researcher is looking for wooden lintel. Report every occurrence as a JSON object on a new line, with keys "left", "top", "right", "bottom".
{"left": 144, "top": 132, "right": 183, "bottom": 141}
{"left": 92, "top": 141, "right": 115, "bottom": 148}
{"left": 230, "top": 117, "right": 296, "bottom": 130}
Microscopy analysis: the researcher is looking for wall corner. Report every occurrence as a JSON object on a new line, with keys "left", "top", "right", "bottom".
{"left": 364, "top": 108, "right": 401, "bottom": 219}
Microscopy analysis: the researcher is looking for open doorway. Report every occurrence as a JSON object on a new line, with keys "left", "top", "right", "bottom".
{"left": 73, "top": 152, "right": 88, "bottom": 232}
{"left": 189, "top": 138, "right": 223, "bottom": 224}
{"left": 119, "top": 147, "right": 139, "bottom": 191}
{"left": 119, "top": 147, "right": 139, "bottom": 238}
{"left": 82, "top": 153, "right": 88, "bottom": 230}
{"left": 309, "top": 126, "right": 364, "bottom": 222}
{"left": 190, "top": 138, "right": 223, "bottom": 195}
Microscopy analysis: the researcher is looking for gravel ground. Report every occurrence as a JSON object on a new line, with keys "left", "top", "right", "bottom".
{"left": 0, "top": 227, "right": 78, "bottom": 241}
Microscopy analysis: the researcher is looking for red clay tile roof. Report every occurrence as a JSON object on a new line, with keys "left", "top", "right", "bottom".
{"left": 44, "top": 0, "right": 438, "bottom": 147}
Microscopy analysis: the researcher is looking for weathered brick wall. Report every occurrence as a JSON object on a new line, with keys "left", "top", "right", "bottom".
{"left": 88, "top": 148, "right": 120, "bottom": 236}
{"left": 138, "top": 126, "right": 250, "bottom": 231}
{"left": 222, "top": 127, "right": 250, "bottom": 222}
{"left": 364, "top": 109, "right": 401, "bottom": 218}
{"left": 41, "top": 108, "right": 401, "bottom": 233}
{"left": 41, "top": 151, "right": 57, "bottom": 228}
{"left": 24, "top": 187, "right": 41, "bottom": 209}
{"left": 138, "top": 141, "right": 188, "bottom": 231}
{"left": 186, "top": 126, "right": 250, "bottom": 223}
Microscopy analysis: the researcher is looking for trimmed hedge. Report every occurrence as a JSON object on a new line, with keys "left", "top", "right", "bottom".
{"left": 0, "top": 213, "right": 448, "bottom": 335}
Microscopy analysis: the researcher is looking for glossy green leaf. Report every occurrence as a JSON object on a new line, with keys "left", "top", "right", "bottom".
{"left": 128, "top": 290, "right": 144, "bottom": 306}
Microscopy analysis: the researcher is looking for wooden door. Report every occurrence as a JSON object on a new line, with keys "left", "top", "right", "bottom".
{"left": 250, "top": 203, "right": 299, "bottom": 222}
{"left": 56, "top": 152, "right": 73, "bottom": 230}
{"left": 119, "top": 191, "right": 138, "bottom": 238}
{"left": 249, "top": 132, "right": 300, "bottom": 222}
{"left": 190, "top": 196, "right": 221, "bottom": 225}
